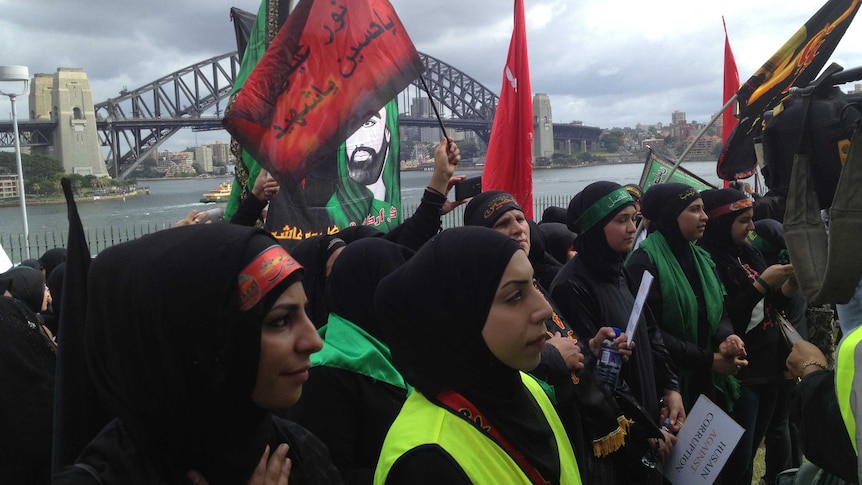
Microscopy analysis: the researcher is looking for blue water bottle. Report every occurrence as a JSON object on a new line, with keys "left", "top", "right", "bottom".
{"left": 596, "top": 327, "right": 622, "bottom": 390}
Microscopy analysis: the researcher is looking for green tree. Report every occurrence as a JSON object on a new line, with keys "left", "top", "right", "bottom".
{"left": 602, "top": 128, "right": 624, "bottom": 153}
{"left": 0, "top": 151, "right": 65, "bottom": 196}
{"left": 576, "top": 152, "right": 595, "bottom": 163}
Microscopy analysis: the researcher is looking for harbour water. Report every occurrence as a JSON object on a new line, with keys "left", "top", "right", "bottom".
{"left": 0, "top": 160, "right": 722, "bottom": 249}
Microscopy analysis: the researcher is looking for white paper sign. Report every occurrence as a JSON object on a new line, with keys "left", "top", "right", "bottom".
{"left": 625, "top": 271, "right": 654, "bottom": 346}
{"left": 660, "top": 394, "right": 744, "bottom": 485}
{"left": 0, "top": 242, "right": 12, "bottom": 273}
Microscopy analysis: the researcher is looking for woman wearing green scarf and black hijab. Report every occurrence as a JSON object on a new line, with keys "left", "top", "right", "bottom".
{"left": 53, "top": 224, "right": 342, "bottom": 485}
{"left": 374, "top": 226, "right": 581, "bottom": 484}
{"left": 551, "top": 181, "right": 681, "bottom": 484}
{"left": 626, "top": 183, "right": 747, "bottom": 415}
{"left": 286, "top": 237, "right": 414, "bottom": 484}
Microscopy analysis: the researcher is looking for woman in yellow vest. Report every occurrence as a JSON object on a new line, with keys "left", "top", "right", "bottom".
{"left": 373, "top": 226, "right": 581, "bottom": 485}
{"left": 788, "top": 327, "right": 862, "bottom": 484}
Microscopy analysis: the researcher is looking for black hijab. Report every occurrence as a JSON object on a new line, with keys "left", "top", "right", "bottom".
{"left": 750, "top": 219, "right": 789, "bottom": 266}
{"left": 567, "top": 181, "right": 634, "bottom": 279}
{"left": 46, "top": 263, "right": 65, "bottom": 315}
{"left": 290, "top": 234, "right": 346, "bottom": 328}
{"left": 86, "top": 224, "right": 302, "bottom": 485}
{"left": 537, "top": 222, "right": 576, "bottom": 265}
{"left": 640, "top": 183, "right": 702, "bottom": 283}
{"left": 19, "top": 259, "right": 43, "bottom": 272}
{"left": 527, "top": 219, "right": 562, "bottom": 290}
{"left": 39, "top": 248, "right": 67, "bottom": 278}
{"left": 2, "top": 266, "right": 46, "bottom": 314}
{"left": 463, "top": 190, "right": 523, "bottom": 227}
{"left": 325, "top": 238, "right": 413, "bottom": 341}
{"left": 640, "top": 183, "right": 700, "bottom": 247}
{"left": 700, "top": 188, "right": 765, "bottom": 278}
{"left": 375, "top": 226, "right": 560, "bottom": 482}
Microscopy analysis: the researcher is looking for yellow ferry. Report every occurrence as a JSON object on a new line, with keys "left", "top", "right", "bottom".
{"left": 199, "top": 182, "right": 232, "bottom": 203}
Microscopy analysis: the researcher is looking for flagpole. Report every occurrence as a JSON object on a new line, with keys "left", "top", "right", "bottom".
{"left": 664, "top": 93, "right": 737, "bottom": 181}
{"left": 633, "top": 93, "right": 737, "bottom": 241}
{"left": 418, "top": 75, "right": 449, "bottom": 140}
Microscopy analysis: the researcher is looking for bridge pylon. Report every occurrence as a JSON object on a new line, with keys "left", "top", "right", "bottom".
{"left": 29, "top": 68, "right": 107, "bottom": 177}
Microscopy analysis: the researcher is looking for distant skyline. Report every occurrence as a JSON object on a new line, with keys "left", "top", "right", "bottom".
{"left": 4, "top": 0, "right": 862, "bottom": 152}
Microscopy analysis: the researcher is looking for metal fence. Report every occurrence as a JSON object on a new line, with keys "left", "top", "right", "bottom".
{"left": 1, "top": 194, "right": 575, "bottom": 265}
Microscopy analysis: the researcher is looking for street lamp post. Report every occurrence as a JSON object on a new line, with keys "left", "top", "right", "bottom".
{"left": 0, "top": 65, "right": 31, "bottom": 259}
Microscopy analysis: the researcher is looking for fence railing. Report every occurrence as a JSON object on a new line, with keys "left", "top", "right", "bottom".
{"left": 1, "top": 194, "right": 575, "bottom": 265}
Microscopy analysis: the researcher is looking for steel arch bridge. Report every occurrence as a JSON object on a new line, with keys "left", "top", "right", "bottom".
{"left": 92, "top": 51, "right": 499, "bottom": 179}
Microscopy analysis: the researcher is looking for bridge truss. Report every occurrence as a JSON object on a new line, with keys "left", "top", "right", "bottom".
{"left": 92, "top": 50, "right": 499, "bottom": 178}
{"left": 94, "top": 52, "right": 240, "bottom": 178}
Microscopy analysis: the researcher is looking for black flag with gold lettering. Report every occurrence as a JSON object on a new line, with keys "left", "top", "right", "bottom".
{"left": 717, "top": 0, "right": 861, "bottom": 181}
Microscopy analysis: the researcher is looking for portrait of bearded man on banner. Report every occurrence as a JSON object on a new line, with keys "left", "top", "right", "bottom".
{"left": 325, "top": 100, "right": 402, "bottom": 233}
{"left": 265, "top": 99, "right": 402, "bottom": 246}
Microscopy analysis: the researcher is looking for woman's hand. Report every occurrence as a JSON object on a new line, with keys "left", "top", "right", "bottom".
{"left": 252, "top": 169, "right": 280, "bottom": 203}
{"left": 440, "top": 176, "right": 467, "bottom": 215}
{"left": 175, "top": 210, "right": 199, "bottom": 227}
{"left": 546, "top": 332, "right": 585, "bottom": 372}
{"left": 613, "top": 332, "right": 634, "bottom": 362}
{"left": 428, "top": 137, "right": 460, "bottom": 196}
{"left": 587, "top": 327, "right": 632, "bottom": 359}
{"left": 719, "top": 334, "right": 746, "bottom": 359}
{"left": 787, "top": 341, "right": 829, "bottom": 380}
{"left": 187, "top": 444, "right": 291, "bottom": 485}
{"left": 660, "top": 389, "right": 686, "bottom": 433}
{"left": 758, "top": 264, "right": 794, "bottom": 290}
{"left": 654, "top": 429, "right": 677, "bottom": 461}
{"left": 712, "top": 353, "right": 747, "bottom": 375}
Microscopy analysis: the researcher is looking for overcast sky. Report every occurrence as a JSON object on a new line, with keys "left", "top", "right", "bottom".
{"left": 3, "top": 0, "right": 862, "bottom": 151}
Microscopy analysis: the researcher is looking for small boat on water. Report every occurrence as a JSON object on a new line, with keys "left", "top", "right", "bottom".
{"left": 199, "top": 182, "right": 232, "bottom": 203}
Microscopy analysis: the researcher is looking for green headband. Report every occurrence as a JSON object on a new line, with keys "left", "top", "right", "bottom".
{"left": 573, "top": 188, "right": 634, "bottom": 233}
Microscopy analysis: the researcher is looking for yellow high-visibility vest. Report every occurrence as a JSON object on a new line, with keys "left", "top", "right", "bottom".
{"left": 374, "top": 373, "right": 581, "bottom": 485}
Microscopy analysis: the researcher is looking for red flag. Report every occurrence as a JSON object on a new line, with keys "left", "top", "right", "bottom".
{"left": 722, "top": 17, "right": 739, "bottom": 145}
{"left": 483, "top": 0, "right": 534, "bottom": 219}
{"left": 722, "top": 17, "right": 740, "bottom": 189}
{"left": 223, "top": 0, "right": 423, "bottom": 185}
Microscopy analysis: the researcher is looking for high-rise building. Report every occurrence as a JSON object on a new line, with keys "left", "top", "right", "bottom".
{"left": 533, "top": 93, "right": 553, "bottom": 159}
{"left": 211, "top": 140, "right": 230, "bottom": 166}
{"left": 194, "top": 145, "right": 214, "bottom": 173}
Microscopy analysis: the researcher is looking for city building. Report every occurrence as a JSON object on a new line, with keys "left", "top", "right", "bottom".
{"left": 533, "top": 93, "right": 554, "bottom": 160}
{"left": 211, "top": 140, "right": 231, "bottom": 166}
{"left": 0, "top": 174, "right": 18, "bottom": 198}
{"left": 194, "top": 145, "right": 214, "bottom": 173}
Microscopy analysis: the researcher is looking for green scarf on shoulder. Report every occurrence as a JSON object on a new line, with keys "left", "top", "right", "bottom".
{"left": 639, "top": 232, "right": 740, "bottom": 410}
{"left": 312, "top": 313, "right": 409, "bottom": 391}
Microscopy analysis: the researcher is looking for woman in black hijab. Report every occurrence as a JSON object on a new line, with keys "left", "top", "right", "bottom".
{"left": 3, "top": 265, "right": 50, "bottom": 316}
{"left": 0, "top": 268, "right": 56, "bottom": 484}
{"left": 287, "top": 238, "right": 413, "bottom": 484}
{"left": 463, "top": 191, "right": 630, "bottom": 481}
{"left": 699, "top": 188, "right": 797, "bottom": 485}
{"left": 290, "top": 234, "right": 348, "bottom": 328}
{"left": 53, "top": 224, "right": 341, "bottom": 485}
{"left": 550, "top": 181, "right": 681, "bottom": 484}
{"left": 374, "top": 226, "right": 580, "bottom": 484}
{"left": 39, "top": 247, "right": 67, "bottom": 281}
{"left": 626, "top": 183, "right": 747, "bottom": 414}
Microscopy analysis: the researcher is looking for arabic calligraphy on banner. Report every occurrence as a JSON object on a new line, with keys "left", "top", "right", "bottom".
{"left": 223, "top": 0, "right": 423, "bottom": 186}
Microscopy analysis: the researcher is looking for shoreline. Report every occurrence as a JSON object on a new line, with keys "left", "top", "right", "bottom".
{"left": 0, "top": 189, "right": 147, "bottom": 208}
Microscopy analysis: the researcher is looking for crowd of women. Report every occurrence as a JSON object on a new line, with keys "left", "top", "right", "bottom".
{"left": 0, "top": 136, "right": 857, "bottom": 484}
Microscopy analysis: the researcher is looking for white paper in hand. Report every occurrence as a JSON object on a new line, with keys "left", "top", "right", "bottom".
{"left": 625, "top": 271, "right": 654, "bottom": 346}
